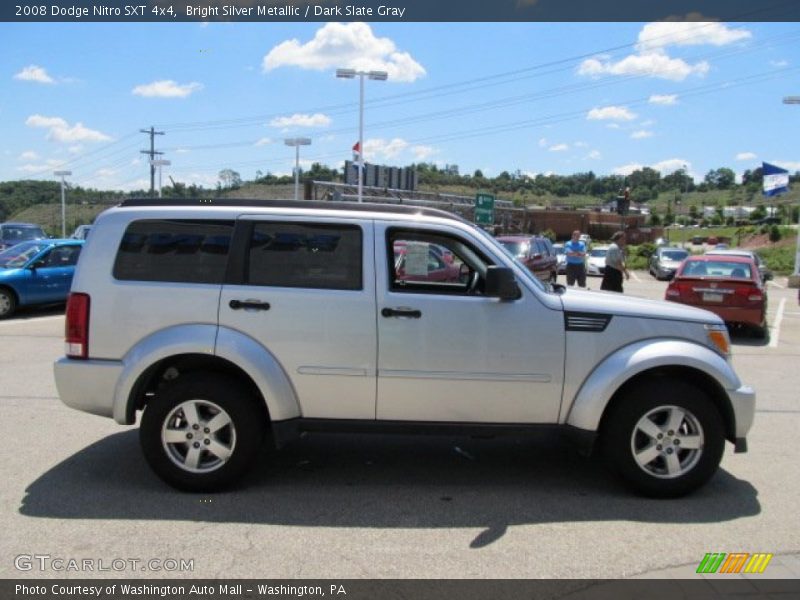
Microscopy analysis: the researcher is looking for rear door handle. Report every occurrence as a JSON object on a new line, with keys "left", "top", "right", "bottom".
{"left": 381, "top": 307, "right": 422, "bottom": 319}
{"left": 229, "top": 299, "right": 271, "bottom": 311}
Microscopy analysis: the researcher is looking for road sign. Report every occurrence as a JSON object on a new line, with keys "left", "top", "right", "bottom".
{"left": 475, "top": 193, "right": 495, "bottom": 225}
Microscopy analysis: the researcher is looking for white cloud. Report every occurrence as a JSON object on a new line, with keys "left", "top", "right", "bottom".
{"left": 578, "top": 23, "right": 748, "bottom": 83}
{"left": 25, "top": 114, "right": 112, "bottom": 143}
{"left": 579, "top": 53, "right": 708, "bottom": 81}
{"left": 587, "top": 106, "right": 637, "bottom": 121}
{"left": 132, "top": 80, "right": 203, "bottom": 98}
{"left": 736, "top": 152, "right": 757, "bottom": 161}
{"left": 631, "top": 130, "right": 654, "bottom": 139}
{"left": 175, "top": 148, "right": 190, "bottom": 154}
{"left": 411, "top": 145, "right": 436, "bottom": 160}
{"left": 68, "top": 145, "right": 83, "bottom": 155}
{"left": 14, "top": 65, "right": 55, "bottom": 84}
{"left": 770, "top": 60, "right": 789, "bottom": 68}
{"left": 649, "top": 94, "right": 678, "bottom": 105}
{"left": 613, "top": 158, "right": 691, "bottom": 176}
{"left": 16, "top": 158, "right": 67, "bottom": 173}
{"left": 94, "top": 168, "right": 117, "bottom": 178}
{"left": 549, "top": 143, "right": 569, "bottom": 152}
{"left": 772, "top": 161, "right": 800, "bottom": 171}
{"left": 587, "top": 150, "right": 602, "bottom": 160}
{"left": 364, "top": 137, "right": 409, "bottom": 160}
{"left": 606, "top": 123, "right": 621, "bottom": 129}
{"left": 538, "top": 137, "right": 548, "bottom": 148}
{"left": 268, "top": 113, "right": 331, "bottom": 128}
{"left": 263, "top": 22, "right": 426, "bottom": 83}
{"left": 636, "top": 22, "right": 752, "bottom": 54}
{"left": 574, "top": 141, "right": 589, "bottom": 148}
{"left": 19, "top": 151, "right": 39, "bottom": 160}
{"left": 254, "top": 138, "right": 272, "bottom": 146}
{"left": 640, "top": 119, "right": 656, "bottom": 127}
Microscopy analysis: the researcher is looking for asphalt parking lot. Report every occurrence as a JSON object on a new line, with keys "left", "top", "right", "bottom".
{"left": 0, "top": 272, "right": 798, "bottom": 579}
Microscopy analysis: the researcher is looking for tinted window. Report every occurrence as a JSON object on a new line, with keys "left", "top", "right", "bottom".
{"left": 44, "top": 245, "right": 82, "bottom": 267}
{"left": 114, "top": 220, "right": 234, "bottom": 283}
{"left": 246, "top": 223, "right": 362, "bottom": 290}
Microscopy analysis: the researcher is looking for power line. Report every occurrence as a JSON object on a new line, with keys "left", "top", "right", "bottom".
{"left": 140, "top": 126, "right": 165, "bottom": 196}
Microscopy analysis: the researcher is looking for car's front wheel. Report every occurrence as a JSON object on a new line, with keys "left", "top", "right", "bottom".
{"left": 140, "top": 374, "right": 266, "bottom": 491}
{"left": 0, "top": 288, "right": 17, "bottom": 319}
{"left": 602, "top": 379, "right": 725, "bottom": 498}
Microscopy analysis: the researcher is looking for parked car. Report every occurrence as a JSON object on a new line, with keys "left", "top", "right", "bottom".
{"left": 497, "top": 235, "right": 558, "bottom": 283}
{"left": 393, "top": 241, "right": 462, "bottom": 283}
{"left": 665, "top": 255, "right": 767, "bottom": 338}
{"left": 0, "top": 239, "right": 84, "bottom": 319}
{"left": 54, "top": 199, "right": 754, "bottom": 497}
{"left": 0, "top": 222, "right": 47, "bottom": 251}
{"left": 704, "top": 249, "right": 772, "bottom": 282}
{"left": 586, "top": 245, "right": 609, "bottom": 276}
{"left": 552, "top": 243, "right": 567, "bottom": 274}
{"left": 649, "top": 247, "right": 689, "bottom": 281}
{"left": 71, "top": 224, "right": 92, "bottom": 240}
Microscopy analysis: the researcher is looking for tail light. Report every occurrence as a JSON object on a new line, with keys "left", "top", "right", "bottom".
{"left": 665, "top": 281, "right": 690, "bottom": 299}
{"left": 65, "top": 293, "right": 90, "bottom": 359}
{"left": 734, "top": 285, "right": 763, "bottom": 303}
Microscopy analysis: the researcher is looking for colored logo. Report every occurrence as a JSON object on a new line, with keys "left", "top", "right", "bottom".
{"left": 696, "top": 553, "right": 773, "bottom": 574}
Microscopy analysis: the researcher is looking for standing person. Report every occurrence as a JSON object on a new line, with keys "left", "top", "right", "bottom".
{"left": 601, "top": 231, "right": 630, "bottom": 293}
{"left": 564, "top": 230, "right": 587, "bottom": 287}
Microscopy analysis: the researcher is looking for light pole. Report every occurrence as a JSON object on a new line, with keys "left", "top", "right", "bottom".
{"left": 783, "top": 96, "right": 800, "bottom": 284}
{"left": 284, "top": 138, "right": 311, "bottom": 201}
{"left": 336, "top": 68, "right": 388, "bottom": 202}
{"left": 150, "top": 159, "right": 171, "bottom": 198}
{"left": 53, "top": 170, "right": 72, "bottom": 238}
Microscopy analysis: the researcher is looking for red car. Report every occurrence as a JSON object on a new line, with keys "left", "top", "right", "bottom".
{"left": 497, "top": 235, "right": 558, "bottom": 283}
{"left": 393, "top": 241, "right": 461, "bottom": 283}
{"left": 665, "top": 255, "right": 767, "bottom": 338}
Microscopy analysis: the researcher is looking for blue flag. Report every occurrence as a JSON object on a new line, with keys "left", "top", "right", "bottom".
{"left": 762, "top": 162, "right": 789, "bottom": 197}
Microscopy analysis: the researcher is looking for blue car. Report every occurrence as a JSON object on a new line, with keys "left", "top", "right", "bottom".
{"left": 0, "top": 239, "right": 84, "bottom": 319}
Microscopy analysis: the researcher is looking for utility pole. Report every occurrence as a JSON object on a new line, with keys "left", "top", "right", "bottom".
{"left": 140, "top": 126, "right": 165, "bottom": 196}
{"left": 783, "top": 97, "right": 800, "bottom": 287}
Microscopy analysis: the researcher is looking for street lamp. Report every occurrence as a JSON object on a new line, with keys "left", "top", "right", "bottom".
{"left": 284, "top": 138, "right": 312, "bottom": 201}
{"left": 336, "top": 68, "right": 388, "bottom": 202}
{"left": 53, "top": 170, "right": 72, "bottom": 238}
{"left": 149, "top": 159, "right": 171, "bottom": 198}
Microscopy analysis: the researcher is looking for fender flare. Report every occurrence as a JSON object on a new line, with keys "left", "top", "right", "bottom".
{"left": 565, "top": 339, "right": 739, "bottom": 433}
{"left": 113, "top": 324, "right": 301, "bottom": 424}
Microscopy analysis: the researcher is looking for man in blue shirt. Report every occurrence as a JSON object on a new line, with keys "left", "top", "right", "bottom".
{"left": 564, "top": 230, "right": 587, "bottom": 287}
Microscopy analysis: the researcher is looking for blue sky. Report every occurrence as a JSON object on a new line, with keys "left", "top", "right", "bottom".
{"left": 1, "top": 21, "right": 799, "bottom": 191}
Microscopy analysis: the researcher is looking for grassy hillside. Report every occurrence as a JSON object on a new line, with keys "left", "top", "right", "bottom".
{"left": 11, "top": 203, "right": 114, "bottom": 237}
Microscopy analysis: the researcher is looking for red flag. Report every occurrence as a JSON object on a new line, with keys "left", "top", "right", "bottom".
{"left": 352, "top": 141, "right": 360, "bottom": 153}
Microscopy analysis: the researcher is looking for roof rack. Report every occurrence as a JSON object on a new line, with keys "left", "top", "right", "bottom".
{"left": 118, "top": 197, "right": 470, "bottom": 224}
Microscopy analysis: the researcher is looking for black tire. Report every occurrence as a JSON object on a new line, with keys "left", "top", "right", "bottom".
{"left": 0, "top": 287, "right": 17, "bottom": 319}
{"left": 601, "top": 379, "right": 725, "bottom": 498}
{"left": 140, "top": 373, "right": 266, "bottom": 492}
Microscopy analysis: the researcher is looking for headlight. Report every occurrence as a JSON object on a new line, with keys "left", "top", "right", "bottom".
{"left": 705, "top": 323, "right": 730, "bottom": 358}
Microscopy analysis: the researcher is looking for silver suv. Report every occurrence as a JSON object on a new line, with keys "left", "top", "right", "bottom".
{"left": 55, "top": 199, "right": 755, "bottom": 496}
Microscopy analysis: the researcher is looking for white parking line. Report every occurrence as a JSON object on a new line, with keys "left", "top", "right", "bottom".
{"left": 769, "top": 298, "right": 786, "bottom": 349}
{"left": 629, "top": 271, "right": 641, "bottom": 282}
{"left": 0, "top": 315, "right": 64, "bottom": 327}
{"left": 768, "top": 280, "right": 785, "bottom": 289}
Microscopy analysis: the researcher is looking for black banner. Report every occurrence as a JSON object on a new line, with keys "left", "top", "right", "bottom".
{"left": 4, "top": 579, "right": 800, "bottom": 600}
{"left": 3, "top": 0, "right": 800, "bottom": 23}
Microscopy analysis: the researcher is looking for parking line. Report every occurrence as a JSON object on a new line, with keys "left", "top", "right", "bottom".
{"left": 630, "top": 271, "right": 641, "bottom": 282}
{"left": 768, "top": 280, "right": 785, "bottom": 289}
{"left": 769, "top": 298, "right": 786, "bottom": 349}
{"left": 0, "top": 315, "right": 64, "bottom": 327}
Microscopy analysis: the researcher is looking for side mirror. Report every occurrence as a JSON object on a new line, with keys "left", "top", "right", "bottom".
{"left": 485, "top": 266, "right": 521, "bottom": 300}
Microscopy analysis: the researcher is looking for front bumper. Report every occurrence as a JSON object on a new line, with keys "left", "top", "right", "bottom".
{"left": 54, "top": 357, "right": 123, "bottom": 420}
{"left": 729, "top": 384, "right": 756, "bottom": 452}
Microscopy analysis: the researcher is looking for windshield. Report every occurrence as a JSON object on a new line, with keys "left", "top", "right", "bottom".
{"left": 553, "top": 245, "right": 565, "bottom": 255}
{"left": 662, "top": 250, "right": 688, "bottom": 261}
{"left": 681, "top": 260, "right": 752, "bottom": 279}
{"left": 472, "top": 228, "right": 547, "bottom": 292}
{"left": 0, "top": 241, "right": 48, "bottom": 268}
{"left": 590, "top": 248, "right": 608, "bottom": 257}
{"left": 499, "top": 241, "right": 529, "bottom": 258}
{"left": 0, "top": 225, "right": 45, "bottom": 242}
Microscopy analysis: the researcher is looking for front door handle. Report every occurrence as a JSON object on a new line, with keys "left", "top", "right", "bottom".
{"left": 229, "top": 299, "right": 271, "bottom": 311}
{"left": 381, "top": 307, "right": 422, "bottom": 319}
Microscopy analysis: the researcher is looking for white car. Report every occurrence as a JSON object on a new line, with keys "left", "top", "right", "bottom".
{"left": 552, "top": 243, "right": 566, "bottom": 274}
{"left": 54, "top": 199, "right": 754, "bottom": 497}
{"left": 587, "top": 245, "right": 609, "bottom": 276}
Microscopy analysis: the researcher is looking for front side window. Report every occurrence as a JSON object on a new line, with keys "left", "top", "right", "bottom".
{"left": 114, "top": 219, "right": 234, "bottom": 283}
{"left": 388, "top": 229, "right": 491, "bottom": 295}
{"left": 246, "top": 222, "right": 362, "bottom": 290}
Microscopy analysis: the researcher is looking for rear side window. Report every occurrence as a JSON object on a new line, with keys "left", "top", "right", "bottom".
{"left": 114, "top": 219, "right": 234, "bottom": 283}
{"left": 246, "top": 222, "right": 362, "bottom": 290}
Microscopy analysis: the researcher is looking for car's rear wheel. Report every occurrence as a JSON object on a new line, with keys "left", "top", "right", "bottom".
{"left": 0, "top": 288, "right": 17, "bottom": 319}
{"left": 140, "top": 374, "right": 265, "bottom": 492}
{"left": 602, "top": 379, "right": 725, "bottom": 498}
